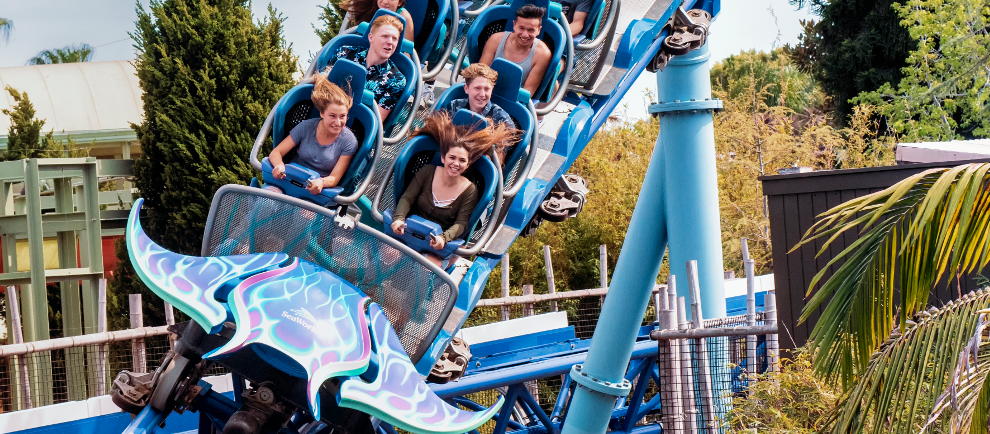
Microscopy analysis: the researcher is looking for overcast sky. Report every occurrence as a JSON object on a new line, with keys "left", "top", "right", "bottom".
{"left": 0, "top": 0, "right": 813, "bottom": 119}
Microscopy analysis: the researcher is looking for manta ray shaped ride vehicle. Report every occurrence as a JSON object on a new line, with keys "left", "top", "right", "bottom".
{"left": 114, "top": 196, "right": 502, "bottom": 433}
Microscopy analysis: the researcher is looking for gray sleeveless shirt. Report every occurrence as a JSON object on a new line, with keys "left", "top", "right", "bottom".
{"left": 494, "top": 33, "right": 537, "bottom": 79}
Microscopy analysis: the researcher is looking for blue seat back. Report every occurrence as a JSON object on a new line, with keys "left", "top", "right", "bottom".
{"left": 268, "top": 61, "right": 381, "bottom": 197}
{"left": 404, "top": 0, "right": 451, "bottom": 63}
{"left": 434, "top": 59, "right": 534, "bottom": 180}
{"left": 577, "top": 0, "right": 608, "bottom": 42}
{"left": 464, "top": 0, "right": 566, "bottom": 102}
{"left": 314, "top": 9, "right": 419, "bottom": 130}
{"left": 390, "top": 110, "right": 498, "bottom": 242}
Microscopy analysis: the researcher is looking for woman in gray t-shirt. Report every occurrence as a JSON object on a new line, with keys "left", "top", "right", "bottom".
{"left": 268, "top": 74, "right": 358, "bottom": 195}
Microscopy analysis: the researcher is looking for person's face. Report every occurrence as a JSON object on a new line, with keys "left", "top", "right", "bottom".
{"left": 442, "top": 146, "right": 470, "bottom": 178}
{"left": 512, "top": 17, "right": 542, "bottom": 47}
{"left": 321, "top": 104, "right": 348, "bottom": 134}
{"left": 464, "top": 77, "right": 494, "bottom": 113}
{"left": 377, "top": 0, "right": 400, "bottom": 10}
{"left": 368, "top": 25, "right": 401, "bottom": 59}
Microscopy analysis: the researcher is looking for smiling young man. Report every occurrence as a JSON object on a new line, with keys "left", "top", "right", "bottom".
{"left": 478, "top": 5, "right": 551, "bottom": 97}
{"left": 324, "top": 14, "right": 407, "bottom": 120}
{"left": 444, "top": 63, "right": 516, "bottom": 130}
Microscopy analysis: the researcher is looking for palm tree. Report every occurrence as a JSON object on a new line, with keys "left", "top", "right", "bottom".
{"left": 795, "top": 162, "right": 990, "bottom": 432}
{"left": 28, "top": 43, "right": 94, "bottom": 65}
{"left": 0, "top": 18, "right": 12, "bottom": 44}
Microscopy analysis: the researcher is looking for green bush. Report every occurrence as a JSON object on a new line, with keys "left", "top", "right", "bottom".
{"left": 726, "top": 351, "right": 840, "bottom": 432}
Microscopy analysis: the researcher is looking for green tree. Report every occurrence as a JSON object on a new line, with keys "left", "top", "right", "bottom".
{"left": 28, "top": 43, "right": 94, "bottom": 65}
{"left": 712, "top": 54, "right": 894, "bottom": 274}
{"left": 855, "top": 0, "right": 990, "bottom": 141}
{"left": 710, "top": 48, "right": 826, "bottom": 114}
{"left": 795, "top": 163, "right": 990, "bottom": 431}
{"left": 789, "top": 0, "right": 914, "bottom": 122}
{"left": 1, "top": 86, "right": 83, "bottom": 160}
{"left": 131, "top": 0, "right": 296, "bottom": 256}
{"left": 112, "top": 0, "right": 295, "bottom": 328}
{"left": 314, "top": 0, "right": 346, "bottom": 46}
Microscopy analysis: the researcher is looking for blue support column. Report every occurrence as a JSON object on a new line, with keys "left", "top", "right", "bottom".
{"left": 560, "top": 124, "right": 669, "bottom": 434}
{"left": 654, "top": 44, "right": 726, "bottom": 320}
{"left": 562, "top": 43, "right": 724, "bottom": 433}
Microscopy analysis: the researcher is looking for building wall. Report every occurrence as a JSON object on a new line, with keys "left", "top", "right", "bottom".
{"left": 761, "top": 159, "right": 990, "bottom": 349}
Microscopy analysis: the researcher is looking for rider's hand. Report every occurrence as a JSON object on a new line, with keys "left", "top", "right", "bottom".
{"left": 306, "top": 177, "right": 324, "bottom": 194}
{"left": 429, "top": 234, "right": 445, "bottom": 249}
{"left": 390, "top": 219, "right": 406, "bottom": 235}
{"left": 273, "top": 163, "right": 286, "bottom": 179}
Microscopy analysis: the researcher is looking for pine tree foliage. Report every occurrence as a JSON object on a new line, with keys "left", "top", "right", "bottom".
{"left": 131, "top": 0, "right": 296, "bottom": 255}
{"left": 314, "top": 0, "right": 346, "bottom": 46}
{"left": 1, "top": 86, "right": 85, "bottom": 161}
{"left": 855, "top": 0, "right": 990, "bottom": 141}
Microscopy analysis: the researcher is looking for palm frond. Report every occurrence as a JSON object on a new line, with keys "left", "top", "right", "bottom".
{"left": 27, "top": 43, "right": 94, "bottom": 65}
{"left": 793, "top": 163, "right": 990, "bottom": 385}
{"left": 0, "top": 18, "right": 11, "bottom": 43}
{"left": 925, "top": 312, "right": 990, "bottom": 432}
{"left": 828, "top": 288, "right": 990, "bottom": 433}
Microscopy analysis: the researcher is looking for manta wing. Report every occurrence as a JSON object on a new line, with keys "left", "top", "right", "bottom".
{"left": 126, "top": 198, "right": 290, "bottom": 332}
{"left": 339, "top": 303, "right": 503, "bottom": 434}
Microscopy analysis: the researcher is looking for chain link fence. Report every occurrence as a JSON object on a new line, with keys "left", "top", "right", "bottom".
{"left": 0, "top": 327, "right": 176, "bottom": 412}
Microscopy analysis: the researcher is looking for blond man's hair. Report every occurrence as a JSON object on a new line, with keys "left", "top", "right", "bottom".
{"left": 370, "top": 14, "right": 404, "bottom": 37}
{"left": 460, "top": 63, "right": 499, "bottom": 86}
{"left": 312, "top": 73, "right": 353, "bottom": 112}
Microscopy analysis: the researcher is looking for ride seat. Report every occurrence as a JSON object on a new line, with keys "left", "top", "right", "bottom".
{"left": 313, "top": 9, "right": 421, "bottom": 137}
{"left": 404, "top": 0, "right": 452, "bottom": 66}
{"left": 434, "top": 58, "right": 536, "bottom": 196}
{"left": 260, "top": 59, "right": 381, "bottom": 206}
{"left": 572, "top": 0, "right": 608, "bottom": 44}
{"left": 380, "top": 109, "right": 500, "bottom": 259}
{"left": 462, "top": 0, "right": 567, "bottom": 103}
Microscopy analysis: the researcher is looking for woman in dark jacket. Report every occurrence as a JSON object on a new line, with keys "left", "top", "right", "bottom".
{"left": 390, "top": 112, "right": 518, "bottom": 266}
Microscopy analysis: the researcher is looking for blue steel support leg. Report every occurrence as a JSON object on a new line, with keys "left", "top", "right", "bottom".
{"left": 562, "top": 43, "right": 724, "bottom": 433}
{"left": 560, "top": 116, "right": 669, "bottom": 434}
{"left": 656, "top": 44, "right": 726, "bottom": 320}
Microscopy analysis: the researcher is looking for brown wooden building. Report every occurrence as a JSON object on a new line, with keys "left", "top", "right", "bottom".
{"left": 761, "top": 159, "right": 990, "bottom": 349}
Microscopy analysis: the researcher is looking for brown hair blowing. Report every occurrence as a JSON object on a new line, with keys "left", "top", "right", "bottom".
{"left": 343, "top": 0, "right": 406, "bottom": 25}
{"left": 417, "top": 111, "right": 520, "bottom": 164}
{"left": 312, "top": 73, "right": 353, "bottom": 112}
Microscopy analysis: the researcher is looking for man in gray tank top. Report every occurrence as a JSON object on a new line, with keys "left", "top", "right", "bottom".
{"left": 479, "top": 5, "right": 552, "bottom": 98}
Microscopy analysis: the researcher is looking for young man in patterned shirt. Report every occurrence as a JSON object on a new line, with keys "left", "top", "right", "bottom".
{"left": 325, "top": 14, "right": 408, "bottom": 121}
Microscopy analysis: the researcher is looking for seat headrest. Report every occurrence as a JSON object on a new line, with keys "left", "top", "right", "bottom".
{"left": 326, "top": 59, "right": 368, "bottom": 103}
{"left": 490, "top": 58, "right": 525, "bottom": 102}
{"left": 510, "top": 0, "right": 550, "bottom": 11}
{"left": 452, "top": 109, "right": 489, "bottom": 132}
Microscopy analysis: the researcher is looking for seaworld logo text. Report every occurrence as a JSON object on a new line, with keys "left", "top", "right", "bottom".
{"left": 281, "top": 308, "right": 317, "bottom": 332}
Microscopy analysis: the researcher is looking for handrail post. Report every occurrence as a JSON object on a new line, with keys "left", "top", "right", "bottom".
{"left": 500, "top": 255, "right": 511, "bottom": 320}
{"left": 8, "top": 286, "right": 34, "bottom": 409}
{"left": 129, "top": 294, "right": 147, "bottom": 373}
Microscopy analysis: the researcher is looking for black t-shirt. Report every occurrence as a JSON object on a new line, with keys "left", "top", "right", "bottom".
{"left": 560, "top": 0, "right": 594, "bottom": 21}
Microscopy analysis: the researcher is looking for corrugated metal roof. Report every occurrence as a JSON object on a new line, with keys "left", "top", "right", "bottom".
{"left": 0, "top": 60, "right": 142, "bottom": 136}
